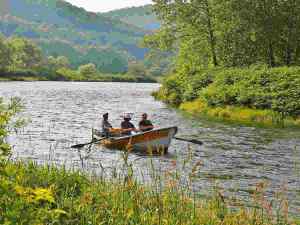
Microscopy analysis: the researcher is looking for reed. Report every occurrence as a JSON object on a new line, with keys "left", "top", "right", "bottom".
{"left": 1, "top": 152, "right": 299, "bottom": 225}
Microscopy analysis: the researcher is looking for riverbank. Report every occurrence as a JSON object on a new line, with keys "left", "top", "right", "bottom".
{"left": 0, "top": 68, "right": 158, "bottom": 83}
{"left": 1, "top": 160, "right": 298, "bottom": 225}
{"left": 179, "top": 100, "right": 300, "bottom": 128}
{"left": 0, "top": 73, "right": 157, "bottom": 83}
{"left": 154, "top": 67, "right": 300, "bottom": 128}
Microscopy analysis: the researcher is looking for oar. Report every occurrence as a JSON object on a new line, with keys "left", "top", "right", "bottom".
{"left": 174, "top": 137, "right": 203, "bottom": 145}
{"left": 71, "top": 137, "right": 108, "bottom": 149}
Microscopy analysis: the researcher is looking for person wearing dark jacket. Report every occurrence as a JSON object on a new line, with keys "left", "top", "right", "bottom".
{"left": 121, "top": 113, "right": 136, "bottom": 135}
{"left": 101, "top": 113, "right": 113, "bottom": 137}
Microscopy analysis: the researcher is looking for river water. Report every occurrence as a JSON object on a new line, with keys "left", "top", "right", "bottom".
{"left": 1, "top": 82, "right": 300, "bottom": 213}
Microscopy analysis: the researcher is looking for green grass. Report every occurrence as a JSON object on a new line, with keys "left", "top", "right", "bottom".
{"left": 179, "top": 99, "right": 300, "bottom": 128}
{"left": 1, "top": 158, "right": 299, "bottom": 225}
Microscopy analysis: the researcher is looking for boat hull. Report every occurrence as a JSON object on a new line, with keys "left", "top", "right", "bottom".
{"left": 95, "top": 127, "right": 178, "bottom": 153}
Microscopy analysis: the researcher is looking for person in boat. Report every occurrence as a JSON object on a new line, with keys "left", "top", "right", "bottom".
{"left": 121, "top": 113, "right": 137, "bottom": 135}
{"left": 101, "top": 112, "right": 113, "bottom": 137}
{"left": 139, "top": 113, "right": 154, "bottom": 132}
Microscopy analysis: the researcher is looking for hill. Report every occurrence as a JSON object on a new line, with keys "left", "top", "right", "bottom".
{"left": 103, "top": 5, "right": 160, "bottom": 31}
{"left": 0, "top": 0, "right": 152, "bottom": 73}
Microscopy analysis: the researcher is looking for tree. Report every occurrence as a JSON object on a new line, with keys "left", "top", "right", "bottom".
{"left": 149, "top": 0, "right": 300, "bottom": 69}
{"left": 151, "top": 0, "right": 220, "bottom": 67}
{"left": 78, "top": 63, "right": 97, "bottom": 78}
{"left": 278, "top": 0, "right": 300, "bottom": 66}
{"left": 7, "top": 37, "right": 42, "bottom": 70}
{"left": 56, "top": 56, "right": 70, "bottom": 68}
{"left": 127, "top": 62, "right": 147, "bottom": 77}
{"left": 47, "top": 55, "right": 70, "bottom": 70}
{"left": 0, "top": 35, "right": 12, "bottom": 72}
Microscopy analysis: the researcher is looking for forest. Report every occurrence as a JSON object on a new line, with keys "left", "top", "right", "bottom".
{"left": 0, "top": 35, "right": 155, "bottom": 82}
{"left": 146, "top": 0, "right": 300, "bottom": 126}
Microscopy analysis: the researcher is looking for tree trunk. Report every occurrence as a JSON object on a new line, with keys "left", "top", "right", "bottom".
{"left": 204, "top": 0, "right": 218, "bottom": 67}
{"left": 268, "top": 41, "right": 275, "bottom": 67}
{"left": 286, "top": 40, "right": 292, "bottom": 66}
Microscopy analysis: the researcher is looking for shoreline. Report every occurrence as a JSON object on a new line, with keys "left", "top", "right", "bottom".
{"left": 180, "top": 100, "right": 300, "bottom": 128}
{"left": 0, "top": 77, "right": 158, "bottom": 83}
{"left": 153, "top": 94, "right": 300, "bottom": 128}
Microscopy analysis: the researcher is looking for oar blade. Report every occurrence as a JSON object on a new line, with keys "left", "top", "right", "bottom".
{"left": 71, "top": 143, "right": 86, "bottom": 149}
{"left": 70, "top": 137, "right": 107, "bottom": 149}
{"left": 174, "top": 137, "right": 203, "bottom": 145}
{"left": 189, "top": 139, "right": 203, "bottom": 145}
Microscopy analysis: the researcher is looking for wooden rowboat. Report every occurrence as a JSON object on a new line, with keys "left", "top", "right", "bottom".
{"left": 93, "top": 127, "right": 178, "bottom": 153}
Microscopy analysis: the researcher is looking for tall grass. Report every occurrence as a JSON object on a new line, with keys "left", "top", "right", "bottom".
{"left": 1, "top": 149, "right": 299, "bottom": 225}
{"left": 180, "top": 99, "right": 300, "bottom": 128}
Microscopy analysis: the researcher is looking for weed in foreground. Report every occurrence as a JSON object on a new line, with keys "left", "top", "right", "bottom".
{"left": 1, "top": 147, "right": 300, "bottom": 225}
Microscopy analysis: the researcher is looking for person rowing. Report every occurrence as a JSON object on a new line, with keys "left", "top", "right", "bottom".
{"left": 139, "top": 113, "right": 154, "bottom": 132}
{"left": 121, "top": 113, "right": 137, "bottom": 135}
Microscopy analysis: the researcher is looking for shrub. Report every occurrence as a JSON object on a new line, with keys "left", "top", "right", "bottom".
{"left": 0, "top": 97, "right": 23, "bottom": 158}
{"left": 158, "top": 66, "right": 300, "bottom": 117}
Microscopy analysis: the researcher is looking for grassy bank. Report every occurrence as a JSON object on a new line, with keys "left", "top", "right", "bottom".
{"left": 180, "top": 100, "right": 300, "bottom": 128}
{"left": 1, "top": 159, "right": 299, "bottom": 225}
{"left": 154, "top": 67, "right": 300, "bottom": 128}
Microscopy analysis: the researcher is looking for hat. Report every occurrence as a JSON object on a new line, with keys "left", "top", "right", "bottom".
{"left": 124, "top": 113, "right": 132, "bottom": 119}
{"left": 103, "top": 113, "right": 109, "bottom": 118}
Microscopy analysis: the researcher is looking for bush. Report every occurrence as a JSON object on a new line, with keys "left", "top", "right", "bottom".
{"left": 0, "top": 98, "right": 23, "bottom": 158}
{"left": 158, "top": 67, "right": 300, "bottom": 117}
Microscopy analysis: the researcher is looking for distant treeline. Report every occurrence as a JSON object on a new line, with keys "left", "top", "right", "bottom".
{"left": 146, "top": 0, "right": 300, "bottom": 126}
{"left": 0, "top": 34, "right": 155, "bottom": 82}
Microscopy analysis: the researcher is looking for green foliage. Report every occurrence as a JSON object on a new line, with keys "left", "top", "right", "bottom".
{"left": 0, "top": 97, "right": 22, "bottom": 158}
{"left": 148, "top": 0, "right": 300, "bottom": 125}
{"left": 0, "top": 35, "right": 12, "bottom": 72}
{"left": 55, "top": 68, "right": 81, "bottom": 81}
{"left": 78, "top": 63, "right": 97, "bottom": 78}
{"left": 127, "top": 62, "right": 147, "bottom": 77}
{"left": 200, "top": 67, "right": 300, "bottom": 117}
{"left": 0, "top": 0, "right": 154, "bottom": 73}
{"left": 0, "top": 35, "right": 154, "bottom": 82}
{"left": 83, "top": 48, "right": 128, "bottom": 74}
{"left": 0, "top": 160, "right": 297, "bottom": 224}
{"left": 148, "top": 0, "right": 300, "bottom": 69}
{"left": 156, "top": 67, "right": 300, "bottom": 123}
{"left": 7, "top": 37, "right": 42, "bottom": 70}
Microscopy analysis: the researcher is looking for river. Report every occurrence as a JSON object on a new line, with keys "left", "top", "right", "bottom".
{"left": 1, "top": 81, "right": 300, "bottom": 213}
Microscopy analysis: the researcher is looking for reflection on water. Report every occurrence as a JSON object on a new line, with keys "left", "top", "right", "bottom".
{"left": 1, "top": 81, "right": 300, "bottom": 212}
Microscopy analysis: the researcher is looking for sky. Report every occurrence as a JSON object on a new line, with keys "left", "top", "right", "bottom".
{"left": 65, "top": 0, "right": 153, "bottom": 13}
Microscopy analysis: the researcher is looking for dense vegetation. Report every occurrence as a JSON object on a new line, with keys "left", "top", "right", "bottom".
{"left": 0, "top": 0, "right": 149, "bottom": 73}
{"left": 0, "top": 97, "right": 23, "bottom": 158}
{"left": 0, "top": 34, "right": 156, "bottom": 82}
{"left": 2, "top": 160, "right": 299, "bottom": 225}
{"left": 146, "top": 0, "right": 300, "bottom": 126}
{"left": 0, "top": 0, "right": 168, "bottom": 80}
